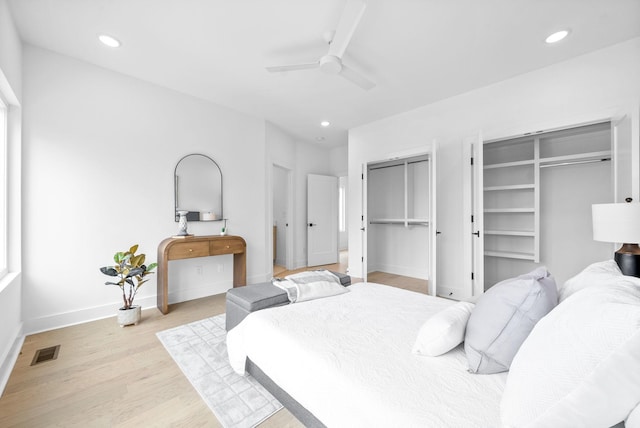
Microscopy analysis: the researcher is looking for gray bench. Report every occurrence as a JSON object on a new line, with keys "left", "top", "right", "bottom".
{"left": 225, "top": 271, "right": 351, "bottom": 331}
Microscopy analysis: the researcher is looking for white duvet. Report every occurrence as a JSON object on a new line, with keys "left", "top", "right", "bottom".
{"left": 226, "top": 282, "right": 507, "bottom": 427}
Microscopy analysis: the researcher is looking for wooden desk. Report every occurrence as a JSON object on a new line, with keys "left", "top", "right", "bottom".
{"left": 157, "top": 235, "right": 246, "bottom": 314}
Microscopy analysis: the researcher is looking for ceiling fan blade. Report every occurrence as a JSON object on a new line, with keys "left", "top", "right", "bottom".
{"left": 266, "top": 62, "right": 319, "bottom": 73}
{"left": 328, "top": 0, "right": 366, "bottom": 59}
{"left": 340, "top": 64, "right": 375, "bottom": 90}
{"left": 341, "top": 69, "right": 375, "bottom": 90}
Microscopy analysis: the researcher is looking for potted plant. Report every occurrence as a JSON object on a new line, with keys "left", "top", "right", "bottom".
{"left": 100, "top": 244, "right": 157, "bottom": 327}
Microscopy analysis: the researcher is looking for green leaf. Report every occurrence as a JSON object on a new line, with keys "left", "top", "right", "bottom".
{"left": 147, "top": 262, "right": 158, "bottom": 272}
{"left": 129, "top": 244, "right": 139, "bottom": 254}
{"left": 114, "top": 252, "right": 125, "bottom": 263}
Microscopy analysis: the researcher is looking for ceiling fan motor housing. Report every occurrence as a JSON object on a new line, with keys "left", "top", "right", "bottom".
{"left": 319, "top": 55, "right": 343, "bottom": 74}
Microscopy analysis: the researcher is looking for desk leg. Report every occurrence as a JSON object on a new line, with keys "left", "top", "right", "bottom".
{"left": 233, "top": 252, "right": 246, "bottom": 286}
{"left": 157, "top": 254, "right": 169, "bottom": 314}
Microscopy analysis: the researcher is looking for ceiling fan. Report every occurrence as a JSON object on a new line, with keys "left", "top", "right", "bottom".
{"left": 266, "top": 0, "right": 375, "bottom": 90}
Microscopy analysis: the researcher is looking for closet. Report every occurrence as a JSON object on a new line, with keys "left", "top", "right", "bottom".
{"left": 477, "top": 122, "right": 614, "bottom": 289}
{"left": 366, "top": 154, "right": 433, "bottom": 287}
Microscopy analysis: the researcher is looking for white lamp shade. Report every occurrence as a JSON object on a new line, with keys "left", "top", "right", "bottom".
{"left": 592, "top": 203, "right": 640, "bottom": 244}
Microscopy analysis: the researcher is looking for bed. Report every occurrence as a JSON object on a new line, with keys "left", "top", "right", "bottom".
{"left": 226, "top": 262, "right": 640, "bottom": 427}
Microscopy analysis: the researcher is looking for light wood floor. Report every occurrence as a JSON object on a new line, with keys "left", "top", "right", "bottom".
{"left": 0, "top": 260, "right": 426, "bottom": 427}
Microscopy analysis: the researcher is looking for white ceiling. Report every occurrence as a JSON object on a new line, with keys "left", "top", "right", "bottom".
{"left": 8, "top": 0, "right": 640, "bottom": 147}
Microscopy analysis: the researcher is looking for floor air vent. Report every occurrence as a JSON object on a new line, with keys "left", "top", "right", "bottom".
{"left": 31, "top": 345, "right": 60, "bottom": 366}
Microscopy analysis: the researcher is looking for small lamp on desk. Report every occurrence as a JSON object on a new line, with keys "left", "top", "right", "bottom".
{"left": 592, "top": 198, "right": 640, "bottom": 277}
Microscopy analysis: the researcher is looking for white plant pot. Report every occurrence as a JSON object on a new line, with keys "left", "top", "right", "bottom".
{"left": 117, "top": 305, "right": 141, "bottom": 327}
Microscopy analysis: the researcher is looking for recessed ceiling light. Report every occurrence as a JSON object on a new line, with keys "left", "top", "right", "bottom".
{"left": 545, "top": 30, "right": 570, "bottom": 44}
{"left": 320, "top": 121, "right": 330, "bottom": 127}
{"left": 98, "top": 34, "right": 121, "bottom": 48}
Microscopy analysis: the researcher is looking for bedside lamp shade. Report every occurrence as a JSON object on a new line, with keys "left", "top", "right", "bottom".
{"left": 592, "top": 202, "right": 640, "bottom": 277}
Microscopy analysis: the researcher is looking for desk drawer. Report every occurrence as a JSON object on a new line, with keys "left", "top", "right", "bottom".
{"left": 168, "top": 241, "right": 210, "bottom": 260}
{"left": 210, "top": 239, "right": 245, "bottom": 255}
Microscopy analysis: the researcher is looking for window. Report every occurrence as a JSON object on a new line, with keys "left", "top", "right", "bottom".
{"left": 0, "top": 96, "right": 6, "bottom": 278}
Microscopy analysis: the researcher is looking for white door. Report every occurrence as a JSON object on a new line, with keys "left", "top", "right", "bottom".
{"left": 307, "top": 174, "right": 338, "bottom": 266}
{"left": 428, "top": 145, "right": 438, "bottom": 296}
{"left": 471, "top": 133, "right": 485, "bottom": 298}
{"left": 436, "top": 142, "right": 471, "bottom": 299}
{"left": 361, "top": 164, "right": 368, "bottom": 281}
{"left": 612, "top": 113, "right": 638, "bottom": 203}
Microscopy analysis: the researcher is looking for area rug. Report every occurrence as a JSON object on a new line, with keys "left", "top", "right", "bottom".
{"left": 156, "top": 314, "right": 282, "bottom": 428}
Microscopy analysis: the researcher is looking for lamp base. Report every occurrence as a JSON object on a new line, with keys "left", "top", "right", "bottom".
{"left": 614, "top": 243, "right": 640, "bottom": 278}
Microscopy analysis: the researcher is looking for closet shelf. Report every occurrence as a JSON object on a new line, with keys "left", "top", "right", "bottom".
{"left": 484, "top": 208, "right": 535, "bottom": 213}
{"left": 485, "top": 230, "right": 535, "bottom": 236}
{"left": 484, "top": 184, "right": 535, "bottom": 191}
{"left": 369, "top": 218, "right": 429, "bottom": 226}
{"left": 484, "top": 250, "right": 536, "bottom": 260}
{"left": 483, "top": 159, "right": 534, "bottom": 170}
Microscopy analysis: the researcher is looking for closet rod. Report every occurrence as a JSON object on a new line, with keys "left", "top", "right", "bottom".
{"left": 539, "top": 157, "right": 611, "bottom": 169}
{"left": 368, "top": 159, "right": 429, "bottom": 171}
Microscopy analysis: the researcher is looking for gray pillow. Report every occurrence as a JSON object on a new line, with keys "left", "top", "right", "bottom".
{"left": 464, "top": 266, "right": 558, "bottom": 374}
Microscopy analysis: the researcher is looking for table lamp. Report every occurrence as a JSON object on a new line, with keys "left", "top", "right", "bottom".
{"left": 592, "top": 199, "right": 640, "bottom": 277}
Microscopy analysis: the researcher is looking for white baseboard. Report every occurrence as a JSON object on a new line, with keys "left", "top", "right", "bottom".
{"left": 0, "top": 323, "right": 24, "bottom": 397}
{"left": 23, "top": 299, "right": 147, "bottom": 335}
{"left": 24, "top": 275, "right": 272, "bottom": 335}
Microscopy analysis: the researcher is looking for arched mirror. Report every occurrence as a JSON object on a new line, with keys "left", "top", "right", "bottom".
{"left": 174, "top": 154, "right": 223, "bottom": 221}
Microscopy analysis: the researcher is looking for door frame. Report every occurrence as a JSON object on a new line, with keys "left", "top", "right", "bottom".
{"left": 270, "top": 163, "right": 294, "bottom": 273}
{"left": 362, "top": 146, "right": 437, "bottom": 294}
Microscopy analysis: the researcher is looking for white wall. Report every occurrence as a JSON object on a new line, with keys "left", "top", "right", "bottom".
{"left": 0, "top": 0, "right": 23, "bottom": 394}
{"left": 329, "top": 145, "right": 348, "bottom": 176}
{"left": 349, "top": 38, "right": 640, "bottom": 294}
{"left": 22, "top": 46, "right": 269, "bottom": 333}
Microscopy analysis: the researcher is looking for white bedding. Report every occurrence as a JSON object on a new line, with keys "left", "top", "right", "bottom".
{"left": 226, "top": 282, "right": 507, "bottom": 427}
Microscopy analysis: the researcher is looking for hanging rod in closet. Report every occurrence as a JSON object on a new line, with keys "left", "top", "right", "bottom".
{"left": 539, "top": 157, "right": 611, "bottom": 169}
{"left": 368, "top": 159, "right": 429, "bottom": 171}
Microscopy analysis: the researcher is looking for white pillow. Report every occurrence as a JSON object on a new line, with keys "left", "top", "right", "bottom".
{"left": 464, "top": 266, "right": 557, "bottom": 374}
{"left": 559, "top": 259, "right": 622, "bottom": 302}
{"left": 627, "top": 404, "right": 640, "bottom": 428}
{"left": 412, "top": 301, "right": 475, "bottom": 357}
{"left": 501, "top": 279, "right": 640, "bottom": 428}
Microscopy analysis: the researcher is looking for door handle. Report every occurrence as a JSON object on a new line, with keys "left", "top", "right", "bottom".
{"left": 472, "top": 231, "right": 480, "bottom": 237}
{"left": 360, "top": 227, "right": 365, "bottom": 231}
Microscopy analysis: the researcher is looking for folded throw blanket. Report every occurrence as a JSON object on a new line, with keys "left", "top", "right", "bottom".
{"left": 273, "top": 270, "right": 349, "bottom": 303}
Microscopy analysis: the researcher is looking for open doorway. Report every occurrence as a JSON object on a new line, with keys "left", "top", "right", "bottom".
{"left": 273, "top": 164, "right": 292, "bottom": 276}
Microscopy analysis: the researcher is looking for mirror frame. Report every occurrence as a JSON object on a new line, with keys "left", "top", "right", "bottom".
{"left": 174, "top": 153, "right": 223, "bottom": 222}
